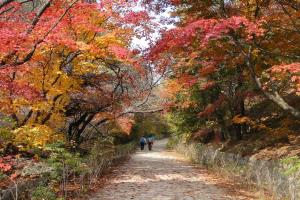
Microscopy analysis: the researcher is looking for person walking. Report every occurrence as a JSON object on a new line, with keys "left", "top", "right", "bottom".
{"left": 139, "top": 136, "right": 147, "bottom": 150}
{"left": 147, "top": 136, "right": 154, "bottom": 151}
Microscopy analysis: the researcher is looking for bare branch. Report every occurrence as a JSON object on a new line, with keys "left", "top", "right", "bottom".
{"left": 0, "top": 0, "right": 79, "bottom": 68}
{"left": 0, "top": 0, "right": 13, "bottom": 9}
{"left": 27, "top": 0, "right": 52, "bottom": 34}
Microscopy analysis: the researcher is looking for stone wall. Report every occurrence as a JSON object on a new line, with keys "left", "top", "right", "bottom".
{"left": 175, "top": 142, "right": 300, "bottom": 200}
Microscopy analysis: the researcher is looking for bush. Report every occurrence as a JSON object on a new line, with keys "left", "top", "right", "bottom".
{"left": 31, "top": 186, "right": 57, "bottom": 200}
{"left": 0, "top": 128, "right": 14, "bottom": 142}
{"left": 0, "top": 128, "right": 14, "bottom": 154}
{"left": 166, "top": 137, "right": 179, "bottom": 149}
{"left": 45, "top": 142, "right": 89, "bottom": 182}
{"left": 282, "top": 156, "right": 300, "bottom": 176}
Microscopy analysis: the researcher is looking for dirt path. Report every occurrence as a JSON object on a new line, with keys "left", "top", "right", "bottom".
{"left": 90, "top": 139, "right": 253, "bottom": 200}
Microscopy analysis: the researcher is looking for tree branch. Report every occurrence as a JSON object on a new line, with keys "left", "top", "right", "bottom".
{"left": 27, "top": 0, "right": 52, "bottom": 34}
{"left": 0, "top": 0, "right": 79, "bottom": 68}
{"left": 0, "top": 0, "right": 13, "bottom": 9}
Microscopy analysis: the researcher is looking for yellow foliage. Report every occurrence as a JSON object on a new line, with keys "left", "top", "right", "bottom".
{"left": 13, "top": 124, "right": 64, "bottom": 149}
{"left": 252, "top": 123, "right": 268, "bottom": 131}
{"left": 232, "top": 115, "right": 268, "bottom": 131}
{"left": 182, "top": 132, "right": 192, "bottom": 144}
{"left": 232, "top": 115, "right": 252, "bottom": 124}
{"left": 0, "top": 3, "right": 135, "bottom": 136}
{"left": 160, "top": 79, "right": 183, "bottom": 99}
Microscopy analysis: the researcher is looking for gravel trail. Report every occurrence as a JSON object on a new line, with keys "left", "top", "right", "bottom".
{"left": 90, "top": 139, "right": 248, "bottom": 200}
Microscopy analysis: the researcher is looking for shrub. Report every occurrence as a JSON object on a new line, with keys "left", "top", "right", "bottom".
{"left": 0, "top": 128, "right": 14, "bottom": 154}
{"left": 281, "top": 156, "right": 300, "bottom": 177}
{"left": 0, "top": 156, "right": 13, "bottom": 174}
{"left": 0, "top": 128, "right": 14, "bottom": 142}
{"left": 31, "top": 186, "right": 57, "bottom": 200}
{"left": 166, "top": 137, "right": 179, "bottom": 149}
{"left": 45, "top": 142, "right": 89, "bottom": 182}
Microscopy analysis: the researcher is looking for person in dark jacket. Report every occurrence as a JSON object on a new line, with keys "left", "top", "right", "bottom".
{"left": 147, "top": 136, "right": 154, "bottom": 151}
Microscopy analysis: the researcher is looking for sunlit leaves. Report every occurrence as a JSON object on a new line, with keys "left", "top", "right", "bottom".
{"left": 149, "top": 16, "right": 264, "bottom": 60}
{"left": 264, "top": 63, "right": 300, "bottom": 95}
{"left": 0, "top": 0, "right": 150, "bottom": 146}
{"left": 13, "top": 124, "right": 63, "bottom": 149}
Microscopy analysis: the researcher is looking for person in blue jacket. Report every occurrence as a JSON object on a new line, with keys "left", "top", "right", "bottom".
{"left": 139, "top": 136, "right": 147, "bottom": 150}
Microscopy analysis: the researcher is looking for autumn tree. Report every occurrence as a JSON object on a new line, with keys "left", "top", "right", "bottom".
{"left": 148, "top": 0, "right": 300, "bottom": 141}
{"left": 0, "top": 0, "right": 159, "bottom": 148}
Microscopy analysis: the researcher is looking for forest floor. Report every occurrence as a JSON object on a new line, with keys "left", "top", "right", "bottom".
{"left": 89, "top": 139, "right": 261, "bottom": 200}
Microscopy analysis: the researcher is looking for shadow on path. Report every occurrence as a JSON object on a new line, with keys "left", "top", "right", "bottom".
{"left": 90, "top": 139, "right": 244, "bottom": 200}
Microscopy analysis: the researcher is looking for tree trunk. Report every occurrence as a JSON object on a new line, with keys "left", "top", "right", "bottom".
{"left": 235, "top": 125, "right": 242, "bottom": 140}
{"left": 231, "top": 37, "right": 300, "bottom": 118}
{"left": 67, "top": 113, "right": 88, "bottom": 140}
{"left": 75, "top": 113, "right": 95, "bottom": 144}
{"left": 67, "top": 113, "right": 96, "bottom": 146}
{"left": 245, "top": 57, "right": 300, "bottom": 118}
{"left": 19, "top": 110, "right": 33, "bottom": 127}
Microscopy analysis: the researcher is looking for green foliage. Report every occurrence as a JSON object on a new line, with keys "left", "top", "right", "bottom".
{"left": 117, "top": 142, "right": 136, "bottom": 153}
{"left": 0, "top": 128, "right": 13, "bottom": 140}
{"left": 89, "top": 139, "right": 134, "bottom": 162}
{"left": 89, "top": 139, "right": 115, "bottom": 162}
{"left": 45, "top": 142, "right": 89, "bottom": 182}
{"left": 131, "top": 113, "right": 170, "bottom": 139}
{"left": 0, "top": 171, "right": 5, "bottom": 180}
{"left": 31, "top": 186, "right": 57, "bottom": 200}
{"left": 166, "top": 137, "right": 179, "bottom": 149}
{"left": 0, "top": 128, "right": 14, "bottom": 152}
{"left": 0, "top": 116, "right": 16, "bottom": 128}
{"left": 165, "top": 87, "right": 207, "bottom": 140}
{"left": 281, "top": 156, "right": 300, "bottom": 177}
